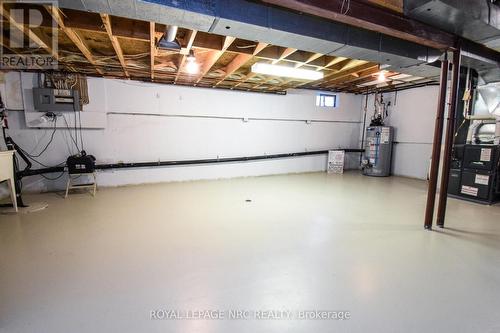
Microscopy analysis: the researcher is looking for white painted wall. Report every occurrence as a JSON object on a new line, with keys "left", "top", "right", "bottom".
{"left": 0, "top": 72, "right": 364, "bottom": 193}
{"left": 361, "top": 86, "right": 439, "bottom": 179}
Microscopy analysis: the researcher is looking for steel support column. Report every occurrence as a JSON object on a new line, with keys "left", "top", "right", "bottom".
{"left": 436, "top": 50, "right": 461, "bottom": 228}
{"left": 424, "top": 59, "right": 449, "bottom": 230}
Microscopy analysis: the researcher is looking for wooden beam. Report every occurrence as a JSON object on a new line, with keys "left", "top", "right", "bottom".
{"left": 352, "top": 77, "right": 436, "bottom": 94}
{"left": 324, "top": 66, "right": 382, "bottom": 88}
{"left": 214, "top": 53, "right": 252, "bottom": 86}
{"left": 0, "top": 34, "right": 44, "bottom": 70}
{"left": 214, "top": 42, "right": 268, "bottom": 86}
{"left": 269, "top": 53, "right": 324, "bottom": 90}
{"left": 0, "top": 34, "right": 18, "bottom": 55}
{"left": 195, "top": 36, "right": 235, "bottom": 84}
{"left": 150, "top": 22, "right": 156, "bottom": 80}
{"left": 222, "top": 36, "right": 235, "bottom": 50}
{"left": 260, "top": 0, "right": 455, "bottom": 50}
{"left": 285, "top": 59, "right": 361, "bottom": 89}
{"left": 175, "top": 29, "right": 197, "bottom": 83}
{"left": 249, "top": 47, "right": 298, "bottom": 89}
{"left": 336, "top": 72, "right": 400, "bottom": 92}
{"left": 101, "top": 14, "right": 128, "bottom": 77}
{"left": 290, "top": 62, "right": 377, "bottom": 90}
{"left": 361, "top": 0, "right": 403, "bottom": 13}
{"left": 252, "top": 76, "right": 286, "bottom": 90}
{"left": 231, "top": 46, "right": 303, "bottom": 89}
{"left": 46, "top": 6, "right": 102, "bottom": 74}
{"left": 180, "top": 29, "right": 198, "bottom": 55}
{"left": 253, "top": 42, "right": 268, "bottom": 56}
{"left": 271, "top": 47, "right": 297, "bottom": 64}
{"left": 321, "top": 57, "right": 347, "bottom": 70}
{"left": 232, "top": 72, "right": 261, "bottom": 88}
{"left": 313, "top": 61, "right": 375, "bottom": 87}
{"left": 295, "top": 52, "right": 322, "bottom": 68}
{"left": 1, "top": 5, "right": 58, "bottom": 60}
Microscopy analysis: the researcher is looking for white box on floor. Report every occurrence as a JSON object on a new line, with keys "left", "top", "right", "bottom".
{"left": 327, "top": 150, "right": 345, "bottom": 174}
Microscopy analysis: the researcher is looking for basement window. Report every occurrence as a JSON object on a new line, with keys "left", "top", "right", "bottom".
{"left": 316, "top": 94, "right": 337, "bottom": 108}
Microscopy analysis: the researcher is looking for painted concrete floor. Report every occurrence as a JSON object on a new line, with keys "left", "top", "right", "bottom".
{"left": 1, "top": 171, "right": 500, "bottom": 333}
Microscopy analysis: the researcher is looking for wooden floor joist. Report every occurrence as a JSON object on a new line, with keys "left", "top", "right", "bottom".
{"left": 214, "top": 42, "right": 268, "bottom": 86}
{"left": 150, "top": 22, "right": 156, "bottom": 80}
{"left": 1, "top": 5, "right": 58, "bottom": 60}
{"left": 194, "top": 36, "right": 235, "bottom": 84}
{"left": 0, "top": 5, "right": 438, "bottom": 93}
{"left": 101, "top": 14, "right": 129, "bottom": 77}
{"left": 46, "top": 6, "right": 102, "bottom": 75}
{"left": 174, "top": 29, "right": 197, "bottom": 83}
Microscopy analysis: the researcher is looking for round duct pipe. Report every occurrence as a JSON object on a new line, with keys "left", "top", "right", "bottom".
{"left": 158, "top": 25, "right": 180, "bottom": 50}
{"left": 165, "top": 25, "right": 178, "bottom": 43}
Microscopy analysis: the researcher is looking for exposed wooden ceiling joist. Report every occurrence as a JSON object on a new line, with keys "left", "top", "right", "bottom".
{"left": 149, "top": 22, "right": 155, "bottom": 80}
{"left": 314, "top": 63, "right": 378, "bottom": 87}
{"left": 0, "top": 5, "right": 436, "bottom": 94}
{"left": 101, "top": 13, "right": 128, "bottom": 77}
{"left": 218, "top": 41, "right": 269, "bottom": 86}
{"left": 271, "top": 47, "right": 297, "bottom": 64}
{"left": 214, "top": 53, "right": 253, "bottom": 86}
{"left": 194, "top": 36, "right": 235, "bottom": 84}
{"left": 323, "top": 67, "right": 383, "bottom": 89}
{"left": 268, "top": 52, "right": 324, "bottom": 89}
{"left": 1, "top": 4, "right": 58, "bottom": 60}
{"left": 46, "top": 5, "right": 102, "bottom": 74}
{"left": 175, "top": 29, "right": 197, "bottom": 83}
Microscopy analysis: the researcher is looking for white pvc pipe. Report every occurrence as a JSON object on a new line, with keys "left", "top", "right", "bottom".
{"left": 464, "top": 114, "right": 497, "bottom": 120}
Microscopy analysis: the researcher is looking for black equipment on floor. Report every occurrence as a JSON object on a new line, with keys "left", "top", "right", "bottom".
{"left": 66, "top": 152, "right": 96, "bottom": 174}
{"left": 448, "top": 144, "right": 500, "bottom": 204}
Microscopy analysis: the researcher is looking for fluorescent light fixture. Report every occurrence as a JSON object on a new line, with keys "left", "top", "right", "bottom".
{"left": 251, "top": 62, "right": 323, "bottom": 80}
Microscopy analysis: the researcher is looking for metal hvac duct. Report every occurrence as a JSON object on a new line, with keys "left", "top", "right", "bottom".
{"left": 406, "top": 0, "right": 500, "bottom": 82}
{"left": 157, "top": 25, "right": 180, "bottom": 50}
{"left": 405, "top": 0, "right": 500, "bottom": 44}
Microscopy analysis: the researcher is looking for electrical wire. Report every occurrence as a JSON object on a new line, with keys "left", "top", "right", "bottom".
{"left": 14, "top": 143, "right": 66, "bottom": 168}
{"left": 3, "top": 114, "right": 66, "bottom": 168}
{"left": 77, "top": 111, "right": 84, "bottom": 151}
{"left": 61, "top": 114, "right": 80, "bottom": 152}
{"left": 40, "top": 171, "right": 66, "bottom": 181}
{"left": 340, "top": 0, "right": 351, "bottom": 15}
{"left": 73, "top": 109, "right": 79, "bottom": 151}
{"left": 23, "top": 118, "right": 58, "bottom": 158}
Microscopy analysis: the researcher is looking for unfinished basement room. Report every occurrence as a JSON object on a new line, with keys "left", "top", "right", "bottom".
{"left": 1, "top": 0, "right": 500, "bottom": 332}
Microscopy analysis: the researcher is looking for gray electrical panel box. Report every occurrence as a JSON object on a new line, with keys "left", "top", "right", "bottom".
{"left": 362, "top": 126, "right": 394, "bottom": 177}
{"left": 33, "top": 88, "right": 81, "bottom": 112}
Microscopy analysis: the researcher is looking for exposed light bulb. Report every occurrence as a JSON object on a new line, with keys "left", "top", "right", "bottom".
{"left": 377, "top": 71, "right": 386, "bottom": 82}
{"left": 186, "top": 50, "right": 196, "bottom": 63}
{"left": 185, "top": 61, "right": 199, "bottom": 74}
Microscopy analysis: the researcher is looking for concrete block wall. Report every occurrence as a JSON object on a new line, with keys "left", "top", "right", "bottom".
{"left": 0, "top": 72, "right": 364, "bottom": 193}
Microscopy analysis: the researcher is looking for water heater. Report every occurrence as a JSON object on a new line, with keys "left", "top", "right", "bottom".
{"left": 362, "top": 126, "right": 394, "bottom": 177}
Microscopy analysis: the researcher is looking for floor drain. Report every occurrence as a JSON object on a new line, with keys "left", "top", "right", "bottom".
{"left": 245, "top": 199, "right": 252, "bottom": 202}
